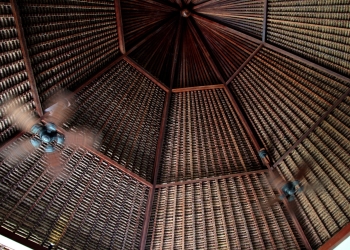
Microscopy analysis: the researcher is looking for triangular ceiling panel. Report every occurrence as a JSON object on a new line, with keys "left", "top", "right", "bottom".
{"left": 194, "top": 0, "right": 264, "bottom": 39}
{"left": 194, "top": 17, "right": 260, "bottom": 81}
{"left": 129, "top": 16, "right": 178, "bottom": 86}
{"left": 120, "top": 0, "right": 177, "bottom": 50}
{"left": 174, "top": 18, "right": 222, "bottom": 88}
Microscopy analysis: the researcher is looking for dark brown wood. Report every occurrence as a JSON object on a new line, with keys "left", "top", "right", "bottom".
{"left": 188, "top": 18, "right": 226, "bottom": 84}
{"left": 0, "top": 227, "right": 46, "bottom": 250}
{"left": 265, "top": 166, "right": 312, "bottom": 249}
{"left": 225, "top": 44, "right": 263, "bottom": 85}
{"left": 264, "top": 43, "right": 350, "bottom": 84}
{"left": 169, "top": 16, "right": 182, "bottom": 90}
{"left": 191, "top": 13, "right": 262, "bottom": 45}
{"left": 114, "top": 0, "right": 126, "bottom": 54}
{"left": 140, "top": 186, "right": 154, "bottom": 250}
{"left": 172, "top": 84, "right": 225, "bottom": 93}
{"left": 156, "top": 169, "right": 270, "bottom": 188}
{"left": 74, "top": 54, "right": 126, "bottom": 93}
{"left": 319, "top": 222, "right": 350, "bottom": 250}
{"left": 0, "top": 131, "right": 25, "bottom": 153}
{"left": 74, "top": 24, "right": 170, "bottom": 94}
{"left": 192, "top": 0, "right": 216, "bottom": 10}
{"left": 84, "top": 146, "right": 153, "bottom": 188}
{"left": 223, "top": 85, "right": 262, "bottom": 152}
{"left": 273, "top": 87, "right": 350, "bottom": 168}
{"left": 281, "top": 197, "right": 312, "bottom": 249}
{"left": 124, "top": 56, "right": 170, "bottom": 92}
{"left": 262, "top": 0, "right": 268, "bottom": 42}
{"left": 140, "top": 91, "right": 172, "bottom": 249}
{"left": 10, "top": 0, "right": 43, "bottom": 117}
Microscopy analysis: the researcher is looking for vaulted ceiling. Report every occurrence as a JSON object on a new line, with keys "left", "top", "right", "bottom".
{"left": 0, "top": 0, "right": 349, "bottom": 249}
{"left": 122, "top": 0, "right": 262, "bottom": 88}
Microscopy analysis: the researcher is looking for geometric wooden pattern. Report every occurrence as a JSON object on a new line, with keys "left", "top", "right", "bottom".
{"left": 65, "top": 60, "right": 166, "bottom": 182}
{"left": 158, "top": 89, "right": 264, "bottom": 184}
{"left": 148, "top": 172, "right": 305, "bottom": 249}
{"left": 230, "top": 47, "right": 350, "bottom": 163}
{"left": 195, "top": 0, "right": 264, "bottom": 39}
{"left": 267, "top": 0, "right": 350, "bottom": 78}
{"left": 18, "top": 0, "right": 120, "bottom": 103}
{"left": 0, "top": 135, "right": 150, "bottom": 249}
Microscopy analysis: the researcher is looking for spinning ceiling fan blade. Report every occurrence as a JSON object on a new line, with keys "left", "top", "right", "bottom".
{"left": 43, "top": 90, "right": 75, "bottom": 127}
{"left": 293, "top": 161, "right": 311, "bottom": 181}
{"left": 45, "top": 150, "right": 64, "bottom": 177}
{"left": 6, "top": 102, "right": 38, "bottom": 132}
{"left": 2, "top": 137, "right": 36, "bottom": 163}
{"left": 64, "top": 129, "right": 96, "bottom": 149}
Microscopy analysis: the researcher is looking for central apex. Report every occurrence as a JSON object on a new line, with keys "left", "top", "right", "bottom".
{"left": 181, "top": 9, "right": 191, "bottom": 18}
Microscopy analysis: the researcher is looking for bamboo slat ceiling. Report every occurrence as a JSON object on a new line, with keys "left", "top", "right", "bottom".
{"left": 121, "top": 0, "right": 262, "bottom": 88}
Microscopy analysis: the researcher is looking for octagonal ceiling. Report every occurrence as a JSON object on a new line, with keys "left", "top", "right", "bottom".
{"left": 121, "top": 0, "right": 263, "bottom": 88}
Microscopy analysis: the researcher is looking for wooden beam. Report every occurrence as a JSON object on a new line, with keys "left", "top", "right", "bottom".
{"left": 156, "top": 169, "right": 270, "bottom": 188}
{"left": 225, "top": 44, "right": 263, "bottom": 85}
{"left": 114, "top": 0, "right": 126, "bottom": 54}
{"left": 263, "top": 43, "right": 350, "bottom": 84}
{"left": 74, "top": 54, "right": 126, "bottom": 93}
{"left": 84, "top": 146, "right": 153, "bottom": 188}
{"left": 169, "top": 16, "right": 182, "bottom": 90}
{"left": 273, "top": 87, "right": 350, "bottom": 168}
{"left": 140, "top": 186, "right": 154, "bottom": 250}
{"left": 319, "top": 223, "right": 350, "bottom": 250}
{"left": 262, "top": 0, "right": 268, "bottom": 42}
{"left": 172, "top": 84, "right": 224, "bottom": 93}
{"left": 0, "top": 227, "right": 46, "bottom": 250}
{"left": 281, "top": 196, "right": 312, "bottom": 249}
{"left": 223, "top": 85, "right": 262, "bottom": 152}
{"left": 124, "top": 57, "right": 170, "bottom": 93}
{"left": 74, "top": 24, "right": 169, "bottom": 93}
{"left": 140, "top": 90, "right": 172, "bottom": 249}
{"left": 188, "top": 17, "right": 226, "bottom": 84}
{"left": 266, "top": 166, "right": 312, "bottom": 249}
{"left": 191, "top": 13, "right": 262, "bottom": 45}
{"left": 10, "top": 0, "right": 43, "bottom": 117}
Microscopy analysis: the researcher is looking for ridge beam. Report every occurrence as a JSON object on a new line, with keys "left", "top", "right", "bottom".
{"left": 156, "top": 169, "right": 270, "bottom": 188}
{"left": 114, "top": 0, "right": 126, "bottom": 54}
{"left": 10, "top": 0, "right": 43, "bottom": 117}
{"left": 140, "top": 90, "right": 172, "bottom": 249}
{"left": 124, "top": 57, "right": 170, "bottom": 93}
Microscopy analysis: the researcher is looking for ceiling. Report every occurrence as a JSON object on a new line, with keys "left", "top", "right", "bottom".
{"left": 122, "top": 0, "right": 263, "bottom": 88}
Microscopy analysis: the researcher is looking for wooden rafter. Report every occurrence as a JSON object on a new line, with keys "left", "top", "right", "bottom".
{"left": 169, "top": 16, "right": 182, "bottom": 89}
{"left": 191, "top": 13, "right": 262, "bottom": 45}
{"left": 10, "top": 0, "right": 43, "bottom": 117}
{"left": 74, "top": 23, "right": 172, "bottom": 94}
{"left": 319, "top": 223, "right": 350, "bottom": 250}
{"left": 262, "top": 0, "right": 268, "bottom": 42}
{"left": 156, "top": 169, "right": 270, "bottom": 188}
{"left": 225, "top": 44, "right": 263, "bottom": 85}
{"left": 264, "top": 43, "right": 350, "bottom": 84}
{"left": 139, "top": 16, "right": 182, "bottom": 249}
{"left": 140, "top": 90, "right": 172, "bottom": 249}
{"left": 124, "top": 57, "right": 170, "bottom": 92}
{"left": 172, "top": 84, "right": 225, "bottom": 93}
{"left": 114, "top": 0, "right": 126, "bottom": 54}
{"left": 188, "top": 17, "right": 225, "bottom": 84}
{"left": 273, "top": 86, "right": 350, "bottom": 168}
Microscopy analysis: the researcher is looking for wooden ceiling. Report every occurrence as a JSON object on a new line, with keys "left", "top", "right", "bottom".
{"left": 121, "top": 0, "right": 263, "bottom": 88}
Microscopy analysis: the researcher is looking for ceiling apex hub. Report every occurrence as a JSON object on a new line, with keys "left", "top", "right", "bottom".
{"left": 181, "top": 9, "right": 191, "bottom": 18}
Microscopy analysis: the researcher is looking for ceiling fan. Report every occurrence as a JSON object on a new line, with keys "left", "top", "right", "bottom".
{"left": 266, "top": 161, "right": 324, "bottom": 210}
{"left": 2, "top": 90, "right": 96, "bottom": 176}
